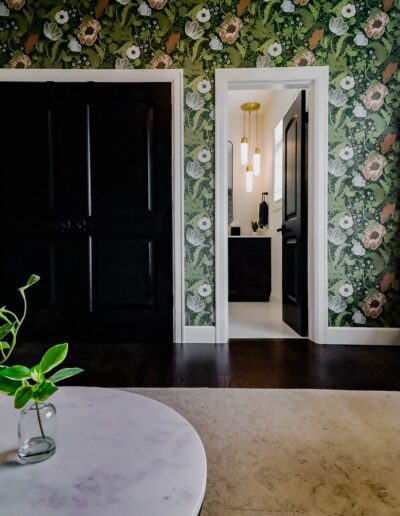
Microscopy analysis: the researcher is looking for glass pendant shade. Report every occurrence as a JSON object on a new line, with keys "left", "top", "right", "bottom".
{"left": 253, "top": 147, "right": 261, "bottom": 176}
{"left": 245, "top": 165, "right": 253, "bottom": 193}
{"left": 240, "top": 137, "right": 248, "bottom": 165}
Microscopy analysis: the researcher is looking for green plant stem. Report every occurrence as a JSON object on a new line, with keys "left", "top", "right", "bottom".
{"left": 35, "top": 402, "right": 45, "bottom": 439}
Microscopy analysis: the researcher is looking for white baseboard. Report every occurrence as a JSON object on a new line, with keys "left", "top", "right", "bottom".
{"left": 184, "top": 326, "right": 216, "bottom": 343}
{"left": 182, "top": 326, "right": 400, "bottom": 345}
{"left": 326, "top": 328, "right": 400, "bottom": 345}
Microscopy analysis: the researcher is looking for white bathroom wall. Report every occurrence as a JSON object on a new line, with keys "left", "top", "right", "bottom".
{"left": 228, "top": 88, "right": 300, "bottom": 299}
{"left": 228, "top": 91, "right": 270, "bottom": 236}
{"left": 262, "top": 89, "right": 299, "bottom": 301}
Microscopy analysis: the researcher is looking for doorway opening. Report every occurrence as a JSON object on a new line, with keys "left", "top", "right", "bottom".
{"left": 215, "top": 67, "right": 329, "bottom": 344}
{"left": 227, "top": 87, "right": 304, "bottom": 339}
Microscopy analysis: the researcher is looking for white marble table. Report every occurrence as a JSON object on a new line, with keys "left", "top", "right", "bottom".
{"left": 0, "top": 387, "right": 207, "bottom": 516}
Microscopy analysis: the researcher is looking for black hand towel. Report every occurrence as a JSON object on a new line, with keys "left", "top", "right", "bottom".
{"left": 259, "top": 192, "right": 269, "bottom": 228}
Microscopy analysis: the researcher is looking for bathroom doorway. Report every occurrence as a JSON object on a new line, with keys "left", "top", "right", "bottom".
{"left": 215, "top": 67, "right": 329, "bottom": 344}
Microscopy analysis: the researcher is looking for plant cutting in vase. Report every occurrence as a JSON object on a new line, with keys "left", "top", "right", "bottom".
{"left": 251, "top": 221, "right": 259, "bottom": 234}
{"left": 0, "top": 275, "right": 83, "bottom": 463}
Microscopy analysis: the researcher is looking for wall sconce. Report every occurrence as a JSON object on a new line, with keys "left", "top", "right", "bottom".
{"left": 240, "top": 102, "right": 261, "bottom": 189}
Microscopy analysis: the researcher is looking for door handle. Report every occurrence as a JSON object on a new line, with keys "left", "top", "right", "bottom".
{"left": 76, "top": 220, "right": 87, "bottom": 232}
{"left": 277, "top": 225, "right": 287, "bottom": 234}
{"left": 59, "top": 220, "right": 71, "bottom": 233}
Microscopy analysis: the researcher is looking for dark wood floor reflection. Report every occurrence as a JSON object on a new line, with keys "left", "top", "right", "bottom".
{"left": 11, "top": 339, "right": 400, "bottom": 390}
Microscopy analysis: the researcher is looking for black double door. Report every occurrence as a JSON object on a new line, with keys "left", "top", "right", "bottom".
{"left": 1, "top": 82, "right": 173, "bottom": 342}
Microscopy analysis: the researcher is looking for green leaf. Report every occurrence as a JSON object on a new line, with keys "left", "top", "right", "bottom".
{"left": 30, "top": 364, "right": 44, "bottom": 383}
{"left": 40, "top": 343, "right": 68, "bottom": 373}
{"left": 0, "top": 365, "right": 31, "bottom": 380}
{"left": 32, "top": 381, "right": 58, "bottom": 402}
{"left": 0, "top": 375, "right": 21, "bottom": 396}
{"left": 14, "top": 385, "right": 34, "bottom": 409}
{"left": 49, "top": 367, "right": 84, "bottom": 384}
{"left": 0, "top": 323, "right": 13, "bottom": 340}
{"left": 18, "top": 274, "right": 40, "bottom": 292}
{"left": 0, "top": 342, "right": 10, "bottom": 350}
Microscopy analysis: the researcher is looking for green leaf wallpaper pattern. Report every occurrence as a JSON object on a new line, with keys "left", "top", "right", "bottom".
{"left": 0, "top": 0, "right": 399, "bottom": 328}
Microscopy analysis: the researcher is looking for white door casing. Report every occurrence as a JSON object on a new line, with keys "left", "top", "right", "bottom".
{"left": 0, "top": 68, "right": 185, "bottom": 343}
{"left": 215, "top": 67, "right": 329, "bottom": 344}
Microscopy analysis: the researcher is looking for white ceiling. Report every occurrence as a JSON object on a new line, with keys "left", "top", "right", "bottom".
{"left": 228, "top": 89, "right": 274, "bottom": 115}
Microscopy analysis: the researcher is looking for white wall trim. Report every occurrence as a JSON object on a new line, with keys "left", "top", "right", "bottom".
{"left": 0, "top": 69, "right": 185, "bottom": 343}
{"left": 327, "top": 328, "right": 400, "bottom": 345}
{"left": 215, "top": 67, "right": 329, "bottom": 344}
{"left": 184, "top": 326, "right": 216, "bottom": 344}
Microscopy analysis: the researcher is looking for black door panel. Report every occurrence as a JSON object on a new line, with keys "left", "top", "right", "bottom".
{"left": 0, "top": 82, "right": 172, "bottom": 343}
{"left": 281, "top": 91, "right": 308, "bottom": 336}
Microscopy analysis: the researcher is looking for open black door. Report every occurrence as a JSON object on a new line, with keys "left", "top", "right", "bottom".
{"left": 278, "top": 91, "right": 308, "bottom": 336}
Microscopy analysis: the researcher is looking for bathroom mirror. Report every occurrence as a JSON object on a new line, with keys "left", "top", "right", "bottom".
{"left": 227, "top": 141, "right": 233, "bottom": 224}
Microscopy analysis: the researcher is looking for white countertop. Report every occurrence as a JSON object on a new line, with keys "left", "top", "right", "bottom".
{"left": 0, "top": 387, "right": 207, "bottom": 516}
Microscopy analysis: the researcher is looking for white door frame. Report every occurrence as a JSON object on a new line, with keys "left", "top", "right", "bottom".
{"left": 215, "top": 67, "right": 329, "bottom": 344}
{"left": 0, "top": 69, "right": 185, "bottom": 343}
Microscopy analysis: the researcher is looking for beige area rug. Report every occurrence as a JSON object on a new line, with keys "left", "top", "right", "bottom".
{"left": 126, "top": 388, "right": 400, "bottom": 516}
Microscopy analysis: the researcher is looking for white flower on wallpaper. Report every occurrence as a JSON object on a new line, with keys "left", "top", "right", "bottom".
{"left": 256, "top": 55, "right": 274, "bottom": 68}
{"left": 329, "top": 17, "right": 349, "bottom": 36}
{"left": 186, "top": 161, "right": 205, "bottom": 179}
{"left": 186, "top": 228, "right": 205, "bottom": 246}
{"left": 138, "top": 2, "right": 151, "bottom": 16}
{"left": 209, "top": 37, "right": 223, "bottom": 51}
{"left": 328, "top": 159, "right": 346, "bottom": 177}
{"left": 115, "top": 57, "right": 132, "bottom": 69}
{"left": 126, "top": 45, "right": 140, "bottom": 60}
{"left": 198, "top": 149, "right": 211, "bottom": 163}
{"left": 68, "top": 38, "right": 82, "bottom": 53}
{"left": 197, "top": 8, "right": 210, "bottom": 23}
{"left": 341, "top": 76, "right": 355, "bottom": 90}
{"left": 328, "top": 295, "right": 347, "bottom": 313}
{"left": 281, "top": 0, "right": 295, "bottom": 13}
{"left": 341, "top": 4, "right": 356, "bottom": 18}
{"left": 117, "top": 0, "right": 132, "bottom": 4}
{"left": 353, "top": 104, "right": 367, "bottom": 117}
{"left": 198, "top": 217, "right": 212, "bottom": 231}
{"left": 328, "top": 227, "right": 346, "bottom": 245}
{"left": 0, "top": 3, "right": 10, "bottom": 16}
{"left": 186, "top": 91, "right": 205, "bottom": 111}
{"left": 187, "top": 295, "right": 206, "bottom": 313}
{"left": 339, "top": 283, "right": 354, "bottom": 297}
{"left": 339, "top": 215, "right": 353, "bottom": 229}
{"left": 352, "top": 174, "right": 366, "bottom": 187}
{"left": 197, "top": 80, "right": 211, "bottom": 94}
{"left": 268, "top": 42, "right": 282, "bottom": 57}
{"left": 329, "top": 89, "right": 347, "bottom": 107}
{"left": 340, "top": 146, "right": 354, "bottom": 161}
{"left": 185, "top": 21, "right": 204, "bottom": 40}
{"left": 352, "top": 310, "right": 366, "bottom": 325}
{"left": 354, "top": 32, "right": 368, "bottom": 46}
{"left": 55, "top": 10, "right": 68, "bottom": 24}
{"left": 198, "top": 283, "right": 212, "bottom": 297}
{"left": 44, "top": 22, "right": 62, "bottom": 41}
{"left": 352, "top": 242, "right": 366, "bottom": 256}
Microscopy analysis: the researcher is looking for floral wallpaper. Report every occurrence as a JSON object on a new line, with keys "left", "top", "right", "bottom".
{"left": 0, "top": 0, "right": 399, "bottom": 328}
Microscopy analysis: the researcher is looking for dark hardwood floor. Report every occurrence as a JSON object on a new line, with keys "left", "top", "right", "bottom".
{"left": 10, "top": 339, "right": 400, "bottom": 390}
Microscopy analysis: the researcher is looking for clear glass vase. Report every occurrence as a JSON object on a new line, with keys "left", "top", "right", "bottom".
{"left": 17, "top": 402, "right": 57, "bottom": 464}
